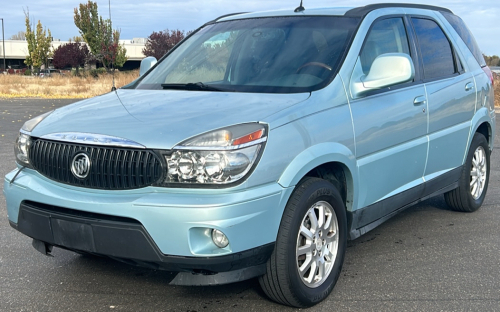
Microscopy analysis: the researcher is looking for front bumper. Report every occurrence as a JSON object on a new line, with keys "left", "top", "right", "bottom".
{"left": 4, "top": 168, "right": 291, "bottom": 282}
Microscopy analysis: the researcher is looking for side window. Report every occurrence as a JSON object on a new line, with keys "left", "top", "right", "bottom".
{"left": 441, "top": 12, "right": 486, "bottom": 67}
{"left": 360, "top": 18, "right": 410, "bottom": 75}
{"left": 411, "top": 18, "right": 456, "bottom": 80}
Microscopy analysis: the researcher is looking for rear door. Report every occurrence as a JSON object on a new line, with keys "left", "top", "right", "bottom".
{"left": 410, "top": 17, "right": 476, "bottom": 181}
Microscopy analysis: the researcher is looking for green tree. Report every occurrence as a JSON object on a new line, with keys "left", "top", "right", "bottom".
{"left": 74, "top": 1, "right": 127, "bottom": 71}
{"left": 24, "top": 9, "right": 52, "bottom": 74}
{"left": 112, "top": 31, "right": 127, "bottom": 69}
{"left": 24, "top": 11, "right": 36, "bottom": 69}
{"left": 74, "top": 1, "right": 101, "bottom": 57}
{"left": 36, "top": 21, "right": 53, "bottom": 70}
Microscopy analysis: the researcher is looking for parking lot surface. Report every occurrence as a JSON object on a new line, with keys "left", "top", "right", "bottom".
{"left": 1, "top": 98, "right": 499, "bottom": 311}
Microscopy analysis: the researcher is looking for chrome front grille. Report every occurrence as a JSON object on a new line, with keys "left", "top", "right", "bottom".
{"left": 29, "top": 139, "right": 164, "bottom": 190}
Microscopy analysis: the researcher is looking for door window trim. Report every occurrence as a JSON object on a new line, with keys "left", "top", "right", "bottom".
{"left": 409, "top": 15, "right": 463, "bottom": 83}
{"left": 352, "top": 15, "right": 423, "bottom": 98}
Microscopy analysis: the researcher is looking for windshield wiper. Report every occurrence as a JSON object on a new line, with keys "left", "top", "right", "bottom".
{"left": 161, "top": 82, "right": 225, "bottom": 91}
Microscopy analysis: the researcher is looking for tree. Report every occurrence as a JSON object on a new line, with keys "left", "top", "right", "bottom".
{"left": 52, "top": 42, "right": 90, "bottom": 75}
{"left": 74, "top": 1, "right": 101, "bottom": 57}
{"left": 74, "top": 1, "right": 127, "bottom": 71}
{"left": 69, "top": 36, "right": 84, "bottom": 43}
{"left": 99, "top": 19, "right": 127, "bottom": 69}
{"left": 483, "top": 54, "right": 500, "bottom": 67}
{"left": 10, "top": 31, "right": 26, "bottom": 40}
{"left": 142, "top": 29, "right": 187, "bottom": 60}
{"left": 25, "top": 11, "right": 36, "bottom": 69}
{"left": 24, "top": 9, "right": 52, "bottom": 74}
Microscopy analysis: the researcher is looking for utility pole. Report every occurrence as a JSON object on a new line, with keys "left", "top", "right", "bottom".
{"left": 1, "top": 18, "right": 5, "bottom": 73}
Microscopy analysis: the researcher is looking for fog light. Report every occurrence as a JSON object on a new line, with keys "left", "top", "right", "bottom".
{"left": 211, "top": 229, "right": 229, "bottom": 248}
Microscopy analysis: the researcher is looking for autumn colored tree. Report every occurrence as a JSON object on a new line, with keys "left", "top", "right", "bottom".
{"left": 24, "top": 9, "right": 52, "bottom": 74}
{"left": 74, "top": 1, "right": 127, "bottom": 71}
{"left": 99, "top": 20, "right": 127, "bottom": 69}
{"left": 142, "top": 29, "right": 187, "bottom": 60}
{"left": 52, "top": 42, "right": 90, "bottom": 75}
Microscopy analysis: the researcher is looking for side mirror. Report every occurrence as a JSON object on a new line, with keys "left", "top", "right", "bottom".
{"left": 350, "top": 53, "right": 415, "bottom": 98}
{"left": 139, "top": 56, "right": 157, "bottom": 76}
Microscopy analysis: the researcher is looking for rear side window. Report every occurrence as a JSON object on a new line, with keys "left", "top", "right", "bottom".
{"left": 441, "top": 12, "right": 486, "bottom": 67}
{"left": 412, "top": 18, "right": 455, "bottom": 80}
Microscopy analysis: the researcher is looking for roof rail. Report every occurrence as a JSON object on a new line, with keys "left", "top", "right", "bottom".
{"left": 345, "top": 3, "right": 452, "bottom": 16}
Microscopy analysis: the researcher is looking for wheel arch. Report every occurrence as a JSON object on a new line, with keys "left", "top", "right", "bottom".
{"left": 475, "top": 122, "right": 491, "bottom": 147}
{"left": 469, "top": 107, "right": 494, "bottom": 154}
{"left": 277, "top": 142, "right": 358, "bottom": 212}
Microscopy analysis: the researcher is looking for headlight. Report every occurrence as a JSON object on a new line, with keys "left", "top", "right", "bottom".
{"left": 14, "top": 111, "right": 53, "bottom": 168}
{"left": 15, "top": 133, "right": 32, "bottom": 168}
{"left": 160, "top": 123, "right": 267, "bottom": 185}
{"left": 21, "top": 110, "right": 53, "bottom": 132}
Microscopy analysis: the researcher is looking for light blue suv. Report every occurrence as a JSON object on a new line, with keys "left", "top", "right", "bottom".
{"left": 4, "top": 3, "right": 495, "bottom": 307}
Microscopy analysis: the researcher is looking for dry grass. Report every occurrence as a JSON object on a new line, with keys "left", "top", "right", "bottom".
{"left": 0, "top": 71, "right": 499, "bottom": 106}
{"left": 0, "top": 70, "right": 139, "bottom": 99}
{"left": 495, "top": 77, "right": 500, "bottom": 107}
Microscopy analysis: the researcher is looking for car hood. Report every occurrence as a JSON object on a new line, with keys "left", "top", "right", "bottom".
{"left": 31, "top": 89, "right": 310, "bottom": 149}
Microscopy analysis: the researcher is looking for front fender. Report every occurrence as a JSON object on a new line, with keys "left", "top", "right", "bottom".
{"left": 277, "top": 142, "right": 358, "bottom": 211}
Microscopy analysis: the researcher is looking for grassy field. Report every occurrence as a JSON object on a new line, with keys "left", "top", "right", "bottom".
{"left": 0, "top": 71, "right": 499, "bottom": 106}
{"left": 0, "top": 70, "right": 139, "bottom": 99}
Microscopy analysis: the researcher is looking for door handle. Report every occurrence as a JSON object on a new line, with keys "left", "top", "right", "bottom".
{"left": 413, "top": 95, "right": 427, "bottom": 105}
{"left": 465, "top": 82, "right": 474, "bottom": 91}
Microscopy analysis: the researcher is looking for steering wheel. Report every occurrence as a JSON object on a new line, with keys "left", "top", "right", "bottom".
{"left": 296, "top": 62, "right": 332, "bottom": 73}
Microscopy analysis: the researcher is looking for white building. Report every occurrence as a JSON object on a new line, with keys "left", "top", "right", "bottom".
{"left": 0, "top": 39, "right": 147, "bottom": 70}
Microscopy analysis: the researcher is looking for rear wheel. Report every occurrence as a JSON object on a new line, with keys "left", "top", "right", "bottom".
{"left": 445, "top": 132, "right": 490, "bottom": 212}
{"left": 259, "top": 177, "right": 347, "bottom": 307}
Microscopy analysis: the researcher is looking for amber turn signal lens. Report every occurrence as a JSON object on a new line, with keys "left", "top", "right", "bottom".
{"left": 232, "top": 129, "right": 264, "bottom": 146}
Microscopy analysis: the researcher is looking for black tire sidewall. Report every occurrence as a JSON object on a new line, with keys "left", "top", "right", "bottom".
{"left": 461, "top": 133, "right": 490, "bottom": 210}
{"left": 280, "top": 178, "right": 347, "bottom": 306}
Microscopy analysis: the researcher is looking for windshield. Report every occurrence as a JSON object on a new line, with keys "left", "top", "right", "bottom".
{"left": 136, "top": 16, "right": 360, "bottom": 93}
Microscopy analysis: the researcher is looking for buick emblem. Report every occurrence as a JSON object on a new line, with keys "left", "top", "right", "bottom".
{"left": 71, "top": 153, "right": 91, "bottom": 179}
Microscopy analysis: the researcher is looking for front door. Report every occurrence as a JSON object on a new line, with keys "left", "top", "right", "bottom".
{"left": 349, "top": 17, "right": 428, "bottom": 212}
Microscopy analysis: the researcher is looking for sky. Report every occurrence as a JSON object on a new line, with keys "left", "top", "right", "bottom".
{"left": 1, "top": 0, "right": 499, "bottom": 56}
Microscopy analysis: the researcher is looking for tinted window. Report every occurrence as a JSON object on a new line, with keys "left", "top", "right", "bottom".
{"left": 441, "top": 12, "right": 486, "bottom": 67}
{"left": 412, "top": 18, "right": 455, "bottom": 80}
{"left": 360, "top": 18, "right": 410, "bottom": 74}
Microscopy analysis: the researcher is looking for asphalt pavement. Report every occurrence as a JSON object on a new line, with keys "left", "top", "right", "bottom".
{"left": 1, "top": 98, "right": 499, "bottom": 311}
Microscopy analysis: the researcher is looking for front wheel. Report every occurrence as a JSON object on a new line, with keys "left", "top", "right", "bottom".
{"left": 445, "top": 132, "right": 490, "bottom": 212}
{"left": 259, "top": 177, "right": 347, "bottom": 307}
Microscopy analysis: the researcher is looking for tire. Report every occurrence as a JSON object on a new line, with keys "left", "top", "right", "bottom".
{"left": 445, "top": 132, "right": 490, "bottom": 212}
{"left": 259, "top": 177, "right": 347, "bottom": 307}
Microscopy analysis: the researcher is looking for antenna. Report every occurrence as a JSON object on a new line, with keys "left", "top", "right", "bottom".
{"left": 294, "top": 0, "right": 305, "bottom": 13}
{"left": 109, "top": 0, "right": 116, "bottom": 91}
